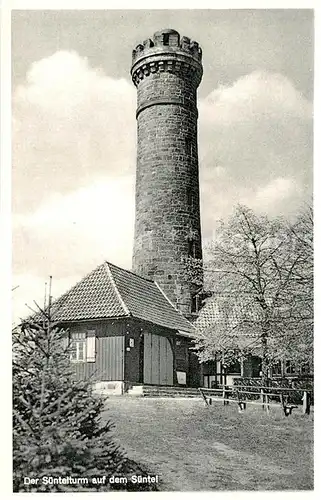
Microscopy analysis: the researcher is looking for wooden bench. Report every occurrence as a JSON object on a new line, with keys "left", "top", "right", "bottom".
{"left": 198, "top": 387, "right": 308, "bottom": 417}
{"left": 280, "top": 393, "right": 298, "bottom": 417}
{"left": 198, "top": 387, "right": 243, "bottom": 408}
{"left": 198, "top": 387, "right": 214, "bottom": 406}
{"left": 236, "top": 390, "right": 247, "bottom": 412}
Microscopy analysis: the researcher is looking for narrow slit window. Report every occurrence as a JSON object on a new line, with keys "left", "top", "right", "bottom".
{"left": 187, "top": 189, "right": 193, "bottom": 207}
{"left": 191, "top": 295, "right": 199, "bottom": 313}
{"left": 163, "top": 33, "right": 170, "bottom": 45}
{"left": 185, "top": 137, "right": 192, "bottom": 157}
{"left": 188, "top": 238, "right": 196, "bottom": 258}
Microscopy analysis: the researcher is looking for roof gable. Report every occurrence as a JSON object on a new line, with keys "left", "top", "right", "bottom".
{"left": 46, "top": 261, "right": 194, "bottom": 336}
{"left": 48, "top": 263, "right": 127, "bottom": 321}
{"left": 109, "top": 263, "right": 194, "bottom": 335}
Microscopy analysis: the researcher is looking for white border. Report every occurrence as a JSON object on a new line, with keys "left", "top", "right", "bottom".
{"left": 3, "top": 0, "right": 319, "bottom": 9}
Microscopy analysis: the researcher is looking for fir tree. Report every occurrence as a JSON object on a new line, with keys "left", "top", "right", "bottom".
{"left": 13, "top": 309, "right": 157, "bottom": 492}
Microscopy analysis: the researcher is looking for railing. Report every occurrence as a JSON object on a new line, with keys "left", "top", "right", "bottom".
{"left": 198, "top": 385, "right": 313, "bottom": 417}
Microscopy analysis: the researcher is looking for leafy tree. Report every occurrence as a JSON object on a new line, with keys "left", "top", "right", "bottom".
{"left": 282, "top": 205, "right": 313, "bottom": 365}
{"left": 194, "top": 204, "right": 313, "bottom": 383}
{"left": 13, "top": 309, "right": 157, "bottom": 492}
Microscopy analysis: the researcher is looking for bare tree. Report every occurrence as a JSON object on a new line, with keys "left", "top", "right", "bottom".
{"left": 278, "top": 205, "right": 313, "bottom": 365}
{"left": 194, "top": 205, "right": 313, "bottom": 384}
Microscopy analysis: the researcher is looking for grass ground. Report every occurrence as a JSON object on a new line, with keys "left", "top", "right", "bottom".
{"left": 103, "top": 397, "right": 313, "bottom": 492}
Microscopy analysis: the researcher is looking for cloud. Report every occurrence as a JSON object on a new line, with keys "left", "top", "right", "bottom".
{"left": 12, "top": 51, "right": 137, "bottom": 323}
{"left": 13, "top": 51, "right": 136, "bottom": 214}
{"left": 12, "top": 59, "right": 313, "bottom": 323}
{"left": 257, "top": 177, "right": 296, "bottom": 203}
{"left": 239, "top": 177, "right": 305, "bottom": 216}
{"left": 13, "top": 176, "right": 134, "bottom": 277}
{"left": 12, "top": 176, "right": 135, "bottom": 324}
{"left": 198, "top": 70, "right": 313, "bottom": 234}
{"left": 199, "top": 70, "right": 312, "bottom": 124}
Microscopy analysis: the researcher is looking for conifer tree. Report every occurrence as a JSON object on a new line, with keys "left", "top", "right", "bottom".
{"left": 13, "top": 308, "right": 157, "bottom": 492}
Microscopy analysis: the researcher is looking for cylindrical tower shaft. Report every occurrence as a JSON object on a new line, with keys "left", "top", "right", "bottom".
{"left": 131, "top": 29, "right": 203, "bottom": 316}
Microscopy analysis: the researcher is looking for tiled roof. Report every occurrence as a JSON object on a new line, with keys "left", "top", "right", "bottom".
{"left": 194, "top": 295, "right": 263, "bottom": 353}
{"left": 195, "top": 296, "right": 262, "bottom": 332}
{"left": 45, "top": 261, "right": 195, "bottom": 336}
{"left": 47, "top": 263, "right": 125, "bottom": 321}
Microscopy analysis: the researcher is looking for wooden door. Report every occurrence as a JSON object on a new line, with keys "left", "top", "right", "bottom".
{"left": 188, "top": 351, "right": 201, "bottom": 388}
{"left": 143, "top": 333, "right": 173, "bottom": 385}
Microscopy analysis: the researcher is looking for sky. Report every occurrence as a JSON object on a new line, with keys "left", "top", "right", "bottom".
{"left": 11, "top": 9, "right": 314, "bottom": 323}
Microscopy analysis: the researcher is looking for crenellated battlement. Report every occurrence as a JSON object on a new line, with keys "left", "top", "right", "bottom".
{"left": 132, "top": 29, "right": 202, "bottom": 65}
{"left": 131, "top": 29, "right": 203, "bottom": 88}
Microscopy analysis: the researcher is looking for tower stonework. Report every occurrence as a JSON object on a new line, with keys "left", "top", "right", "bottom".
{"left": 131, "top": 29, "right": 203, "bottom": 316}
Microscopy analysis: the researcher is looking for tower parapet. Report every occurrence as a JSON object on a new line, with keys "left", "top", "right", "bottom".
{"left": 131, "top": 29, "right": 203, "bottom": 317}
{"left": 131, "top": 29, "right": 202, "bottom": 89}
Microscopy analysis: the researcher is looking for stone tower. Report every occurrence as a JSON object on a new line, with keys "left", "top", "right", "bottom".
{"left": 131, "top": 29, "right": 203, "bottom": 317}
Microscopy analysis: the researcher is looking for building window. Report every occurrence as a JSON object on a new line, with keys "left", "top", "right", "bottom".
{"left": 271, "top": 361, "right": 282, "bottom": 376}
{"left": 285, "top": 360, "right": 296, "bottom": 375}
{"left": 70, "top": 332, "right": 86, "bottom": 362}
{"left": 300, "top": 363, "right": 310, "bottom": 375}
{"left": 226, "top": 361, "right": 241, "bottom": 374}
{"left": 203, "top": 376, "right": 218, "bottom": 388}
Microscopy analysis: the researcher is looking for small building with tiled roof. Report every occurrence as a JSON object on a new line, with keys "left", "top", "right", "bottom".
{"left": 193, "top": 295, "right": 310, "bottom": 387}
{"left": 193, "top": 296, "right": 264, "bottom": 386}
{"left": 48, "top": 261, "right": 201, "bottom": 394}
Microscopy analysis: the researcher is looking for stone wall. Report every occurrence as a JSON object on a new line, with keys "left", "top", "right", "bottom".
{"left": 131, "top": 29, "right": 203, "bottom": 316}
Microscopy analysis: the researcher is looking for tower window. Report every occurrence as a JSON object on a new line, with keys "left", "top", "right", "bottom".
{"left": 163, "top": 33, "right": 170, "bottom": 45}
{"left": 191, "top": 295, "right": 198, "bottom": 313}
{"left": 185, "top": 137, "right": 192, "bottom": 157}
{"left": 187, "top": 189, "right": 194, "bottom": 209}
{"left": 188, "top": 238, "right": 196, "bottom": 258}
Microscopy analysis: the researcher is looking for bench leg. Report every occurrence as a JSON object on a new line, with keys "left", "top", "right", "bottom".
{"left": 283, "top": 406, "right": 297, "bottom": 416}
{"left": 238, "top": 402, "right": 246, "bottom": 413}
{"left": 302, "top": 392, "right": 311, "bottom": 415}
